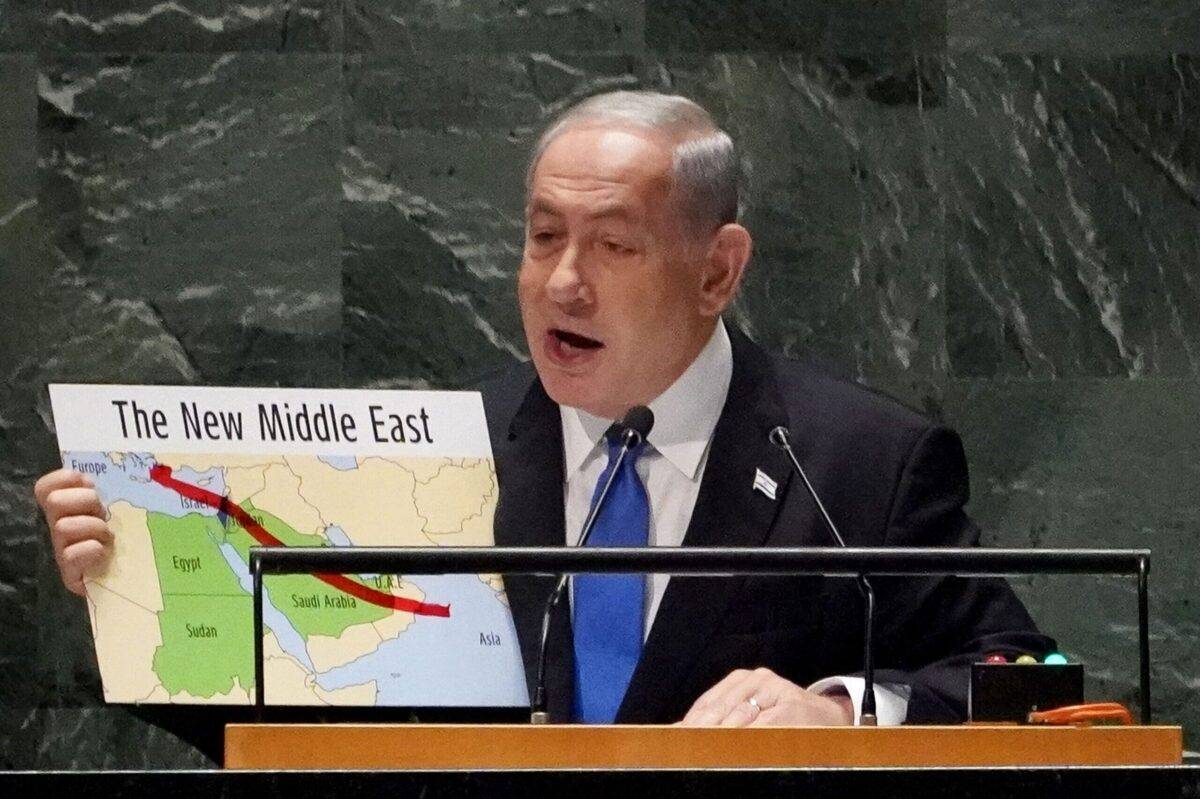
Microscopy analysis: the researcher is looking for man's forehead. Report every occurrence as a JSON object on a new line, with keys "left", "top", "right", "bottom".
{"left": 531, "top": 125, "right": 673, "bottom": 190}
{"left": 526, "top": 194, "right": 639, "bottom": 221}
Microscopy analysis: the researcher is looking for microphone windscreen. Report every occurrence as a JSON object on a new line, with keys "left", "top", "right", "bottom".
{"left": 768, "top": 425, "right": 790, "bottom": 448}
{"left": 622, "top": 405, "right": 655, "bottom": 439}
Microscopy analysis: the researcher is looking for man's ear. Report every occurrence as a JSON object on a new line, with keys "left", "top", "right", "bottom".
{"left": 698, "top": 223, "right": 752, "bottom": 317}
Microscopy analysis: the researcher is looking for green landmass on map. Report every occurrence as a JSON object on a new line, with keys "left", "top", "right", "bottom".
{"left": 152, "top": 593, "right": 255, "bottom": 698}
{"left": 223, "top": 501, "right": 390, "bottom": 638}
{"left": 146, "top": 511, "right": 253, "bottom": 697}
{"left": 148, "top": 511, "right": 245, "bottom": 596}
{"left": 145, "top": 503, "right": 389, "bottom": 699}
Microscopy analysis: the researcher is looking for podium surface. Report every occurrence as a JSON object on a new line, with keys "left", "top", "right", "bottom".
{"left": 224, "top": 723, "right": 1182, "bottom": 770}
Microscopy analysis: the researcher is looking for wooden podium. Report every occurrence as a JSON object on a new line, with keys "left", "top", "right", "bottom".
{"left": 224, "top": 723, "right": 1183, "bottom": 770}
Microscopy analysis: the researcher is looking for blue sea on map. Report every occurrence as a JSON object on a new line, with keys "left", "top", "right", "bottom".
{"left": 317, "top": 455, "right": 358, "bottom": 471}
{"left": 65, "top": 451, "right": 225, "bottom": 518}
{"left": 315, "top": 574, "right": 529, "bottom": 707}
{"left": 220, "top": 545, "right": 525, "bottom": 706}
{"left": 324, "top": 524, "right": 353, "bottom": 547}
{"left": 219, "top": 542, "right": 317, "bottom": 672}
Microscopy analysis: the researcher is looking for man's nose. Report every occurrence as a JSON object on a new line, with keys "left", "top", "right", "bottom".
{"left": 544, "top": 242, "right": 592, "bottom": 309}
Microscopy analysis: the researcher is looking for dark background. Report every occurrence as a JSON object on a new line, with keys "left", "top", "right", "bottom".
{"left": 1, "top": 1, "right": 1197, "bottom": 767}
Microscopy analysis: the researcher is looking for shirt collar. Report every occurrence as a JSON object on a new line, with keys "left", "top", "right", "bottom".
{"left": 560, "top": 319, "right": 733, "bottom": 481}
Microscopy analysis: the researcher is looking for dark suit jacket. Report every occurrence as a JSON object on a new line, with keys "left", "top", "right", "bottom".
{"left": 483, "top": 325, "right": 1054, "bottom": 723}
{"left": 132, "top": 326, "right": 1052, "bottom": 762}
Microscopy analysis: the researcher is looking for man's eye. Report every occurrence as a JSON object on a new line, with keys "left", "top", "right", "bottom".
{"left": 602, "top": 240, "right": 635, "bottom": 255}
{"left": 531, "top": 231, "right": 560, "bottom": 245}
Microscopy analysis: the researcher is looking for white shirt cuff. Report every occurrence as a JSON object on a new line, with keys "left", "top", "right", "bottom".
{"left": 808, "top": 675, "right": 911, "bottom": 726}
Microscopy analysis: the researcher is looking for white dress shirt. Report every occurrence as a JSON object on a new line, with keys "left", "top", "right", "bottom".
{"left": 558, "top": 320, "right": 909, "bottom": 724}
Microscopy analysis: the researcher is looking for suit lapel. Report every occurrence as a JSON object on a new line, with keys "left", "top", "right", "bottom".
{"left": 491, "top": 375, "right": 575, "bottom": 720}
{"left": 616, "top": 329, "right": 796, "bottom": 723}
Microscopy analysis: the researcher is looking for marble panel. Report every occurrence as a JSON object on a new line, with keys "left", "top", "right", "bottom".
{"left": 37, "top": 53, "right": 343, "bottom": 387}
{"left": 945, "top": 378, "right": 1200, "bottom": 743}
{"left": 346, "top": 0, "right": 643, "bottom": 54}
{"left": 0, "top": 55, "right": 41, "bottom": 741}
{"left": 40, "top": 1, "right": 342, "bottom": 52}
{"left": 1, "top": 52, "right": 37, "bottom": 374}
{"left": 18, "top": 707, "right": 210, "bottom": 769}
{"left": 663, "top": 54, "right": 948, "bottom": 414}
{"left": 7, "top": 271, "right": 209, "bottom": 719}
{"left": 647, "top": 0, "right": 946, "bottom": 55}
{"left": 0, "top": 0, "right": 38, "bottom": 51}
{"left": 342, "top": 200, "right": 523, "bottom": 388}
{"left": 0, "top": 406, "right": 45, "bottom": 758}
{"left": 945, "top": 55, "right": 1200, "bottom": 378}
{"left": 1, "top": 292, "right": 223, "bottom": 766}
{"left": 949, "top": 0, "right": 1200, "bottom": 54}
{"left": 345, "top": 51, "right": 651, "bottom": 131}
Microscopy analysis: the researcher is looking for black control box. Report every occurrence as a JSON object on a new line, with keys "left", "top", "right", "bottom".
{"left": 969, "top": 663, "right": 1085, "bottom": 722}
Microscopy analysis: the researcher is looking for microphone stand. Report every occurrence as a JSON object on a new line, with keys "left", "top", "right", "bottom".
{"left": 530, "top": 423, "right": 647, "bottom": 724}
{"left": 769, "top": 426, "right": 878, "bottom": 726}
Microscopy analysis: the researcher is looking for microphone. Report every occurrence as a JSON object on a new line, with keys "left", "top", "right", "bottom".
{"left": 530, "top": 405, "right": 655, "bottom": 723}
{"left": 769, "top": 425, "right": 878, "bottom": 726}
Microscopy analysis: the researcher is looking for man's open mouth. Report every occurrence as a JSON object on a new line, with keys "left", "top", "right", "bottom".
{"left": 550, "top": 329, "right": 604, "bottom": 350}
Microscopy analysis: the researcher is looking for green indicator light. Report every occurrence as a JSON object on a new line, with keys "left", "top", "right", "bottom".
{"left": 1044, "top": 653, "right": 1069, "bottom": 665}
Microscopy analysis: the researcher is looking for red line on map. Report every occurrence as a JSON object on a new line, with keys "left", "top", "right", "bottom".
{"left": 148, "top": 464, "right": 450, "bottom": 618}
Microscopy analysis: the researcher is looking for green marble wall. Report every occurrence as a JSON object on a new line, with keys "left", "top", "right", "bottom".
{"left": 1, "top": 1, "right": 1197, "bottom": 767}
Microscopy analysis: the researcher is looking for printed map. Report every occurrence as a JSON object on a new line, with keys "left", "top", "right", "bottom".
{"left": 66, "top": 450, "right": 529, "bottom": 707}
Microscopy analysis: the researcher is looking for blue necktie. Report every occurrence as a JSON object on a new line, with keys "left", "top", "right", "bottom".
{"left": 572, "top": 436, "right": 649, "bottom": 723}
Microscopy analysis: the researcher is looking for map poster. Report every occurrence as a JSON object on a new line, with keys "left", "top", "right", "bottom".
{"left": 49, "top": 383, "right": 529, "bottom": 708}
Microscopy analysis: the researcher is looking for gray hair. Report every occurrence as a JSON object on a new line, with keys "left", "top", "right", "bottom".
{"left": 526, "top": 90, "right": 740, "bottom": 236}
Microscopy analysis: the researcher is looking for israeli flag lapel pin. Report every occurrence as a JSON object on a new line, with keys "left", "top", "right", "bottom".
{"left": 752, "top": 468, "right": 778, "bottom": 500}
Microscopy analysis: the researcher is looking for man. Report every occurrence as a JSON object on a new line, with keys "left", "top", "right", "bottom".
{"left": 35, "top": 91, "right": 1052, "bottom": 746}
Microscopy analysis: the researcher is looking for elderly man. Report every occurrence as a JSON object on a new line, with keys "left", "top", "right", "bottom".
{"left": 36, "top": 91, "right": 1051, "bottom": 744}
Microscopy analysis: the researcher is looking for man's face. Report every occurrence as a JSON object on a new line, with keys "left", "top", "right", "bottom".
{"left": 518, "top": 125, "right": 715, "bottom": 419}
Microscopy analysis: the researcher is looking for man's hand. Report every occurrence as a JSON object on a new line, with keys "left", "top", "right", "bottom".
{"left": 34, "top": 468, "right": 113, "bottom": 597}
{"left": 677, "top": 667, "right": 855, "bottom": 727}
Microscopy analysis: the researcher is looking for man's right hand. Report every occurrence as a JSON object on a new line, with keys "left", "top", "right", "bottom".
{"left": 33, "top": 468, "right": 113, "bottom": 597}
